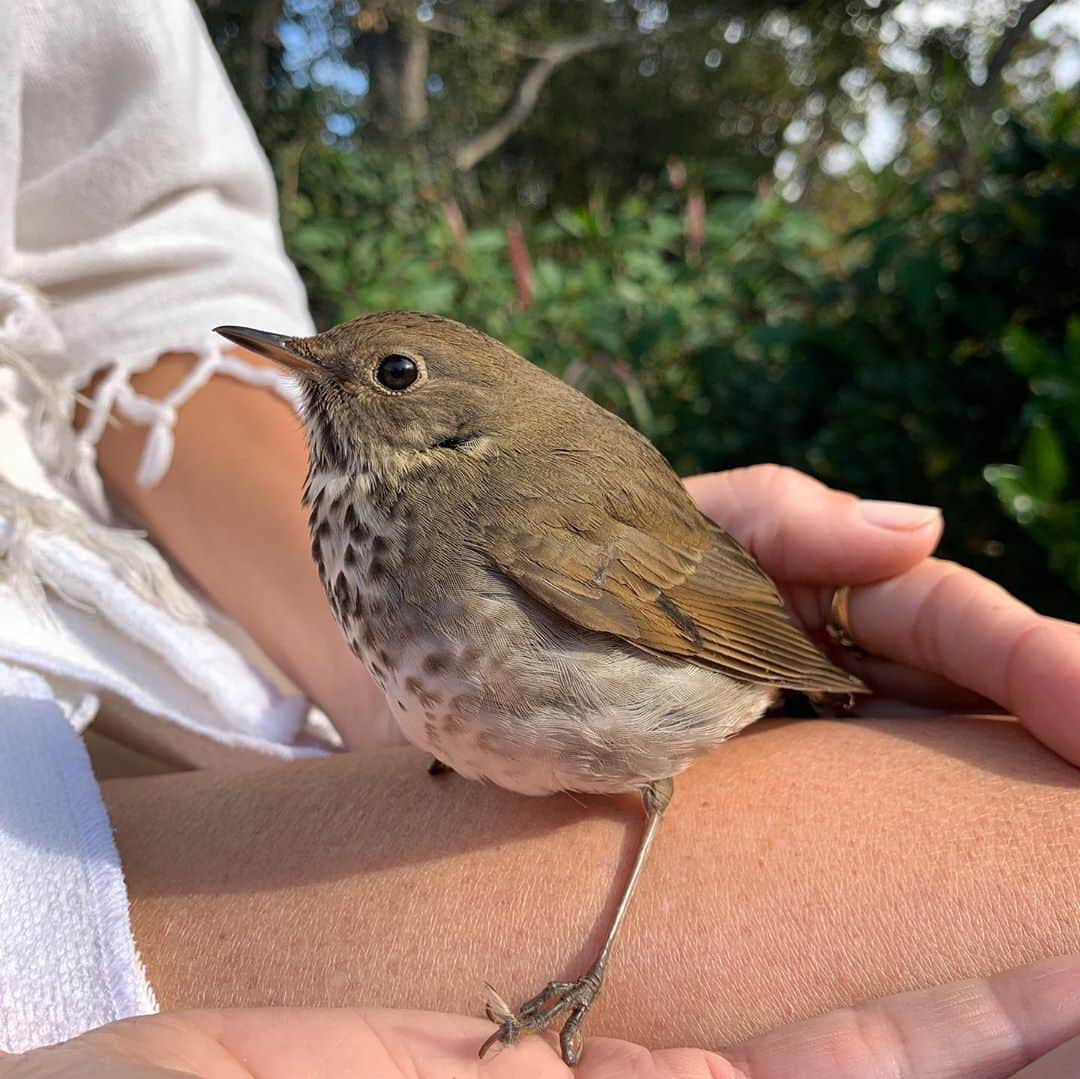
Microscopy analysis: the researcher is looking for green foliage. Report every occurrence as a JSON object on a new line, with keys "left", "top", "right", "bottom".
{"left": 986, "top": 317, "right": 1080, "bottom": 594}
{"left": 275, "top": 106, "right": 1079, "bottom": 616}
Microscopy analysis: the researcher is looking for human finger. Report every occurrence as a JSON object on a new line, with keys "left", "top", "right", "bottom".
{"left": 686, "top": 465, "right": 942, "bottom": 587}
{"left": 837, "top": 559, "right": 1080, "bottom": 765}
{"left": 726, "top": 952, "right": 1080, "bottom": 1079}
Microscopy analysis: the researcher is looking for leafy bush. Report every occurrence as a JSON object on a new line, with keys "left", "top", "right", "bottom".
{"left": 276, "top": 106, "right": 1079, "bottom": 617}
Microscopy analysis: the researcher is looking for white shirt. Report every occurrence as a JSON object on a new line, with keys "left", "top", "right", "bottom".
{"left": 0, "top": 0, "right": 333, "bottom": 1051}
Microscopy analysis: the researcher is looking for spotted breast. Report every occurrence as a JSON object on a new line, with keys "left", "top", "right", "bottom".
{"left": 305, "top": 468, "right": 776, "bottom": 797}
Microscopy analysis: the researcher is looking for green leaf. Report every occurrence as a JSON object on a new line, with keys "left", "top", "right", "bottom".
{"left": 1066, "top": 315, "right": 1080, "bottom": 367}
{"left": 1001, "top": 326, "right": 1060, "bottom": 379}
{"left": 291, "top": 223, "right": 341, "bottom": 254}
{"left": 553, "top": 208, "right": 588, "bottom": 238}
{"left": 466, "top": 228, "right": 507, "bottom": 254}
{"left": 533, "top": 259, "right": 564, "bottom": 296}
{"left": 1020, "top": 416, "right": 1068, "bottom": 502}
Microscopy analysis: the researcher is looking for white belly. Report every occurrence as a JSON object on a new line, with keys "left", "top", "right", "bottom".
{"left": 359, "top": 631, "right": 774, "bottom": 798}
{"left": 360, "top": 636, "right": 569, "bottom": 796}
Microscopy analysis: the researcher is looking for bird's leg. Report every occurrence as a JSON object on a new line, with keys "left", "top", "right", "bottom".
{"left": 479, "top": 776, "right": 674, "bottom": 1067}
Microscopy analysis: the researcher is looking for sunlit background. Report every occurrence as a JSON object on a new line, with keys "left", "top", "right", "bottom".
{"left": 198, "top": 0, "right": 1079, "bottom": 618}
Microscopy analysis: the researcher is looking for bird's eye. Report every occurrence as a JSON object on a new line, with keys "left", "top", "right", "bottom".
{"left": 374, "top": 354, "right": 420, "bottom": 392}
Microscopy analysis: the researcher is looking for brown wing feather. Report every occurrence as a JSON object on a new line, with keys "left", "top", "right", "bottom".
{"left": 483, "top": 497, "right": 864, "bottom": 695}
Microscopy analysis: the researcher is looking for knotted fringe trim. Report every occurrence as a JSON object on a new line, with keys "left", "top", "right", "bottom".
{"left": 0, "top": 477, "right": 205, "bottom": 626}
{"left": 76, "top": 334, "right": 302, "bottom": 497}
{"left": 0, "top": 341, "right": 205, "bottom": 627}
{"left": 0, "top": 280, "right": 299, "bottom": 627}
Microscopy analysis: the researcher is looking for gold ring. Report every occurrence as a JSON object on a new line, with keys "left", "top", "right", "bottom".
{"left": 826, "top": 586, "right": 863, "bottom": 654}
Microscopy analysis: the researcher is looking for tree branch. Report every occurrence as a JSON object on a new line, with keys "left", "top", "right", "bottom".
{"left": 427, "top": 13, "right": 573, "bottom": 60}
{"left": 451, "top": 6, "right": 727, "bottom": 172}
{"left": 452, "top": 28, "right": 627, "bottom": 171}
{"left": 982, "top": 0, "right": 1057, "bottom": 92}
{"left": 245, "top": 0, "right": 281, "bottom": 113}
{"left": 400, "top": 28, "right": 430, "bottom": 135}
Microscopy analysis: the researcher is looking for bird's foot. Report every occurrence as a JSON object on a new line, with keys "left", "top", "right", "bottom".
{"left": 479, "top": 965, "right": 604, "bottom": 1067}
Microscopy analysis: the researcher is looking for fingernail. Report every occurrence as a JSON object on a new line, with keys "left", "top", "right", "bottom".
{"left": 857, "top": 500, "right": 941, "bottom": 531}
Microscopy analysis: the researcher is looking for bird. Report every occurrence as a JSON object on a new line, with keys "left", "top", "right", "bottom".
{"left": 215, "top": 313, "right": 866, "bottom": 1066}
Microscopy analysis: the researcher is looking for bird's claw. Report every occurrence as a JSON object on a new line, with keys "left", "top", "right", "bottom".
{"left": 479, "top": 985, "right": 519, "bottom": 1058}
{"left": 478, "top": 1018, "right": 517, "bottom": 1059}
{"left": 478, "top": 973, "right": 601, "bottom": 1066}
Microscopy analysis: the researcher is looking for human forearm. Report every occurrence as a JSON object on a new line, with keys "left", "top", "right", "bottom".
{"left": 103, "top": 715, "right": 1080, "bottom": 1047}
{"left": 85, "top": 353, "right": 393, "bottom": 748}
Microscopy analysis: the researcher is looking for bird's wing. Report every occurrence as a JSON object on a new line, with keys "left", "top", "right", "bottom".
{"left": 482, "top": 492, "right": 864, "bottom": 694}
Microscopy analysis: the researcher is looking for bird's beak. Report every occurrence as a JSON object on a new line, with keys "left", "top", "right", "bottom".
{"left": 214, "top": 325, "right": 321, "bottom": 375}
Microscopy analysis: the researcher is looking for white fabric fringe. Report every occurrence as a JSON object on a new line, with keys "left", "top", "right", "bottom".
{"left": 77, "top": 335, "right": 302, "bottom": 492}
{"left": 1, "top": 278, "right": 301, "bottom": 521}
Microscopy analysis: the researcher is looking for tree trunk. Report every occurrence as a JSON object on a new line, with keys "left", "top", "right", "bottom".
{"left": 363, "top": 15, "right": 430, "bottom": 139}
{"left": 246, "top": 0, "right": 281, "bottom": 116}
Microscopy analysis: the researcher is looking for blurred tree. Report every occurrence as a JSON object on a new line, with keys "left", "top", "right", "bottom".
{"left": 199, "top": 0, "right": 1075, "bottom": 206}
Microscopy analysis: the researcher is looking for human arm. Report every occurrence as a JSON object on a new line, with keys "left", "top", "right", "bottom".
{"left": 101, "top": 715, "right": 1079, "bottom": 1047}
{"left": 84, "top": 351, "right": 396, "bottom": 750}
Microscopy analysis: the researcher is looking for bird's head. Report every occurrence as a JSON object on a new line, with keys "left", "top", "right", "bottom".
{"left": 215, "top": 312, "right": 564, "bottom": 484}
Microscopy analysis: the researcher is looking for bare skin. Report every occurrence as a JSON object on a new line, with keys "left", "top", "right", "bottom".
{"left": 102, "top": 717, "right": 1079, "bottom": 1048}
{"left": 73, "top": 352, "right": 1080, "bottom": 1062}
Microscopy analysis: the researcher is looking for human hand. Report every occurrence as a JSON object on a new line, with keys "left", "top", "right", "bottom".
{"left": 686, "top": 465, "right": 1080, "bottom": 766}
{"left": 5, "top": 953, "right": 1077, "bottom": 1077}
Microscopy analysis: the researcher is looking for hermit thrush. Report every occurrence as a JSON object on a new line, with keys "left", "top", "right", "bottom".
{"left": 216, "top": 314, "right": 865, "bottom": 1066}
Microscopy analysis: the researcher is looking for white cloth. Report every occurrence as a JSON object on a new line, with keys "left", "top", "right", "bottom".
{"left": 0, "top": 0, "right": 335, "bottom": 766}
{"left": 0, "top": 361, "right": 335, "bottom": 769}
{"left": 0, "top": 664, "right": 157, "bottom": 1053}
{"left": 4, "top": 0, "right": 316, "bottom": 511}
{"left": 0, "top": 0, "right": 339, "bottom": 1052}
